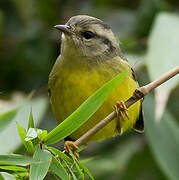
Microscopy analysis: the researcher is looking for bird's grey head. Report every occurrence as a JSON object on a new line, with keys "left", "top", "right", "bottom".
{"left": 55, "top": 15, "right": 121, "bottom": 62}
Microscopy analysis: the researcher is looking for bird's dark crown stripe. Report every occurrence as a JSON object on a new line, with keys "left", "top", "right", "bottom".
{"left": 75, "top": 19, "right": 111, "bottom": 30}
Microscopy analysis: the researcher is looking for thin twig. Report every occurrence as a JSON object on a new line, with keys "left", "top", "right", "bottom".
{"left": 74, "top": 66, "right": 179, "bottom": 147}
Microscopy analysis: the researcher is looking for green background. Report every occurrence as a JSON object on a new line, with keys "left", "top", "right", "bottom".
{"left": 0, "top": 0, "right": 179, "bottom": 179}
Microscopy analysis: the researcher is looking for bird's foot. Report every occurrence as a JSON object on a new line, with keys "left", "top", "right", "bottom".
{"left": 114, "top": 101, "right": 129, "bottom": 134}
{"left": 114, "top": 101, "right": 129, "bottom": 121}
{"left": 64, "top": 141, "right": 79, "bottom": 159}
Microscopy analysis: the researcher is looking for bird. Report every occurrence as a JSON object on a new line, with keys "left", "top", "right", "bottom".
{"left": 48, "top": 15, "right": 144, "bottom": 151}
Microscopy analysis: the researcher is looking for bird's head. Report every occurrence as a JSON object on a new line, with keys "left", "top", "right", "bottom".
{"left": 55, "top": 15, "right": 120, "bottom": 62}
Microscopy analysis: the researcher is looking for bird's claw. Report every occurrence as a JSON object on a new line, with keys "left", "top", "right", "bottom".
{"left": 64, "top": 141, "right": 79, "bottom": 159}
{"left": 114, "top": 101, "right": 129, "bottom": 121}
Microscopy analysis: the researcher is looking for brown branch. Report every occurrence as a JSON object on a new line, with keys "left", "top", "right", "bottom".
{"left": 74, "top": 66, "right": 179, "bottom": 147}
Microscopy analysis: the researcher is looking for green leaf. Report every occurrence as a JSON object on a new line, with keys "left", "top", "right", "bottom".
{"left": 28, "top": 109, "right": 34, "bottom": 129}
{"left": 46, "top": 147, "right": 72, "bottom": 163}
{"left": 0, "top": 162, "right": 15, "bottom": 166}
{"left": 78, "top": 162, "right": 94, "bottom": 180}
{"left": 43, "top": 71, "right": 127, "bottom": 144}
{"left": 144, "top": 95, "right": 179, "bottom": 180}
{"left": 0, "top": 96, "right": 48, "bottom": 154}
{"left": 70, "top": 154, "right": 84, "bottom": 180}
{"left": 25, "top": 128, "right": 43, "bottom": 141}
{"left": 147, "top": 12, "right": 179, "bottom": 90}
{"left": 0, "top": 173, "right": 5, "bottom": 180}
{"left": 0, "top": 109, "right": 18, "bottom": 132}
{"left": 30, "top": 146, "right": 52, "bottom": 180}
{"left": 17, "top": 123, "right": 34, "bottom": 154}
{"left": 49, "top": 156, "right": 69, "bottom": 180}
{"left": 0, "top": 155, "right": 36, "bottom": 166}
{"left": 0, "top": 172, "right": 15, "bottom": 180}
{"left": 0, "top": 166, "right": 27, "bottom": 172}
{"left": 13, "top": 172, "right": 28, "bottom": 179}
{"left": 38, "top": 130, "right": 48, "bottom": 140}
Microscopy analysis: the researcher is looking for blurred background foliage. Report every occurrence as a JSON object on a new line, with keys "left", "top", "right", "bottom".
{"left": 0, "top": 0, "right": 179, "bottom": 179}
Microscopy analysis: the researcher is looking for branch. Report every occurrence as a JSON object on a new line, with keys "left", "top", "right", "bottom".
{"left": 74, "top": 66, "right": 179, "bottom": 147}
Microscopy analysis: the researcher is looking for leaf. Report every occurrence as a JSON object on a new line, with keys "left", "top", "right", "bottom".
{"left": 13, "top": 172, "right": 28, "bottom": 179}
{"left": 58, "top": 156, "right": 77, "bottom": 180}
{"left": 29, "top": 146, "right": 52, "bottom": 180}
{"left": 25, "top": 128, "right": 43, "bottom": 141}
{"left": 46, "top": 147, "right": 72, "bottom": 163}
{"left": 0, "top": 166, "right": 27, "bottom": 172}
{"left": 0, "top": 162, "right": 15, "bottom": 166}
{"left": 78, "top": 162, "right": 94, "bottom": 180}
{"left": 0, "top": 172, "right": 16, "bottom": 180}
{"left": 0, "top": 96, "right": 48, "bottom": 154}
{"left": 0, "top": 173, "right": 5, "bottom": 180}
{"left": 17, "top": 123, "right": 34, "bottom": 154}
{"left": 49, "top": 156, "right": 69, "bottom": 180}
{"left": 28, "top": 108, "right": 34, "bottom": 129}
{"left": 0, "top": 109, "right": 18, "bottom": 132}
{"left": 38, "top": 130, "right": 48, "bottom": 140}
{"left": 144, "top": 95, "right": 179, "bottom": 180}
{"left": 0, "top": 154, "right": 35, "bottom": 166}
{"left": 43, "top": 71, "right": 127, "bottom": 144}
{"left": 147, "top": 12, "right": 179, "bottom": 90}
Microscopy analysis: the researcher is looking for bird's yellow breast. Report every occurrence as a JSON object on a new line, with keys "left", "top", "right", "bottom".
{"left": 49, "top": 57, "right": 140, "bottom": 141}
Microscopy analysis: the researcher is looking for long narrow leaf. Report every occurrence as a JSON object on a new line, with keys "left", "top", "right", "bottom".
{"left": 78, "top": 162, "right": 94, "bottom": 180}
{"left": 0, "top": 109, "right": 18, "bottom": 132}
{"left": 0, "top": 172, "right": 15, "bottom": 180}
{"left": 30, "top": 146, "right": 52, "bottom": 180}
{"left": 43, "top": 71, "right": 127, "bottom": 144}
{"left": 0, "top": 173, "right": 4, "bottom": 180}
{"left": 70, "top": 153, "right": 84, "bottom": 180}
{"left": 144, "top": 95, "right": 179, "bottom": 180}
{"left": 17, "top": 123, "right": 34, "bottom": 154}
{"left": 0, "top": 166, "right": 27, "bottom": 172}
{"left": 46, "top": 147, "right": 72, "bottom": 163}
{"left": 0, "top": 155, "right": 36, "bottom": 166}
{"left": 28, "top": 109, "right": 34, "bottom": 130}
{"left": 49, "top": 156, "right": 69, "bottom": 180}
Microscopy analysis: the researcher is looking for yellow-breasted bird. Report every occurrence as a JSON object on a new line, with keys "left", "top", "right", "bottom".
{"left": 48, "top": 15, "right": 144, "bottom": 147}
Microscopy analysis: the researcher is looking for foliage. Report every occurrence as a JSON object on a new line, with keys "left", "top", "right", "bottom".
{"left": 0, "top": 0, "right": 179, "bottom": 179}
{"left": 0, "top": 71, "right": 126, "bottom": 179}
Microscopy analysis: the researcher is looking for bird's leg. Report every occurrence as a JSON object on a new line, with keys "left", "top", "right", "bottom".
{"left": 64, "top": 141, "right": 79, "bottom": 159}
{"left": 114, "top": 101, "right": 129, "bottom": 134}
{"left": 114, "top": 101, "right": 129, "bottom": 121}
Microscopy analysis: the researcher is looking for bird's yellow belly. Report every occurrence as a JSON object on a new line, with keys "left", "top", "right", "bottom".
{"left": 50, "top": 66, "right": 140, "bottom": 142}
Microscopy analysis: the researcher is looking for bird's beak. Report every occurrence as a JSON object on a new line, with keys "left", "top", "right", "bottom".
{"left": 54, "top": 25, "right": 72, "bottom": 35}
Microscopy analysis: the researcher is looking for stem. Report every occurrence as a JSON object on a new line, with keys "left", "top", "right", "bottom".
{"left": 74, "top": 66, "right": 179, "bottom": 147}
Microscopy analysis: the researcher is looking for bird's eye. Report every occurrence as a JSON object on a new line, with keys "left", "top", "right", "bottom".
{"left": 82, "top": 31, "right": 95, "bottom": 39}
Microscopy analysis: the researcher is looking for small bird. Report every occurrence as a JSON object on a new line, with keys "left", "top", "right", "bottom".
{"left": 48, "top": 15, "right": 144, "bottom": 148}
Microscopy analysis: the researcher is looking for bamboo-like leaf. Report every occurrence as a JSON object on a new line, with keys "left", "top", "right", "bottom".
{"left": 46, "top": 147, "right": 72, "bottom": 163}
{"left": 0, "top": 173, "right": 4, "bottom": 180}
{"left": 49, "top": 156, "right": 69, "bottom": 180}
{"left": 0, "top": 155, "right": 36, "bottom": 166}
{"left": 13, "top": 172, "right": 28, "bottom": 179}
{"left": 0, "top": 109, "right": 18, "bottom": 132}
{"left": 144, "top": 95, "right": 179, "bottom": 180}
{"left": 28, "top": 109, "right": 34, "bottom": 130}
{"left": 17, "top": 123, "right": 34, "bottom": 154}
{"left": 29, "top": 146, "right": 52, "bottom": 180}
{"left": 43, "top": 71, "right": 127, "bottom": 144}
{"left": 78, "top": 162, "right": 94, "bottom": 180}
{"left": 0, "top": 166, "right": 27, "bottom": 172}
{"left": 147, "top": 13, "right": 179, "bottom": 90}
{"left": 25, "top": 128, "right": 43, "bottom": 141}
{"left": 70, "top": 153, "right": 84, "bottom": 180}
{"left": 0, "top": 172, "right": 15, "bottom": 180}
